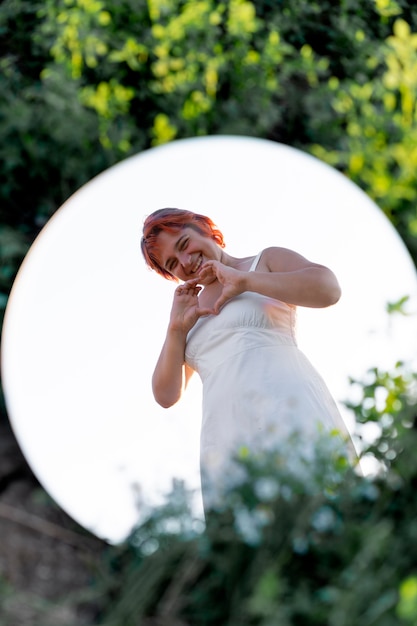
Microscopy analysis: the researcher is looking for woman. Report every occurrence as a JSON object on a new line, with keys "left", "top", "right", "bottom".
{"left": 141, "top": 208, "right": 356, "bottom": 510}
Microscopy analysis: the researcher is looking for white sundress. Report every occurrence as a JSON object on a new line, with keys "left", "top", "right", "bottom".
{"left": 185, "top": 252, "right": 355, "bottom": 510}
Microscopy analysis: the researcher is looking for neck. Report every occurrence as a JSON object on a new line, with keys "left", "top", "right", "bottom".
{"left": 220, "top": 251, "right": 254, "bottom": 270}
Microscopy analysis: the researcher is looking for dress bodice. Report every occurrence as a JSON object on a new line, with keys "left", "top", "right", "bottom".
{"left": 185, "top": 290, "right": 297, "bottom": 379}
{"left": 185, "top": 251, "right": 297, "bottom": 378}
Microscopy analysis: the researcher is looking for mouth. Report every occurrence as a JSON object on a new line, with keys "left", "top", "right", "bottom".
{"left": 190, "top": 254, "right": 203, "bottom": 274}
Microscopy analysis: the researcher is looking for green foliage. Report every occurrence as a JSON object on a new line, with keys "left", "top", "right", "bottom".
{"left": 0, "top": 0, "right": 118, "bottom": 235}
{"left": 94, "top": 411, "right": 417, "bottom": 625}
{"left": 36, "top": 0, "right": 150, "bottom": 153}
{"left": 36, "top": 0, "right": 296, "bottom": 145}
{"left": 28, "top": 0, "right": 417, "bottom": 258}
{"left": 0, "top": 226, "right": 30, "bottom": 323}
{"left": 346, "top": 362, "right": 416, "bottom": 428}
{"left": 397, "top": 576, "right": 417, "bottom": 622}
{"left": 81, "top": 362, "right": 417, "bottom": 625}
{"left": 2, "top": 0, "right": 417, "bottom": 248}
{"left": 344, "top": 361, "right": 417, "bottom": 484}
{"left": 309, "top": 17, "right": 417, "bottom": 259}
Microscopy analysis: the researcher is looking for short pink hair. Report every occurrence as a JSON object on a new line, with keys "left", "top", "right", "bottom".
{"left": 141, "top": 208, "right": 225, "bottom": 281}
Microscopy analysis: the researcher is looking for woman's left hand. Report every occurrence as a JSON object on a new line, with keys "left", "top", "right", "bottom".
{"left": 198, "top": 260, "right": 246, "bottom": 314}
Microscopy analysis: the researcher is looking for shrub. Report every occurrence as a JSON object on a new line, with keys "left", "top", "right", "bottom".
{"left": 95, "top": 363, "right": 417, "bottom": 625}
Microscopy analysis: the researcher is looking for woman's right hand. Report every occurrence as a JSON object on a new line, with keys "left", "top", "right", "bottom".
{"left": 168, "top": 279, "right": 213, "bottom": 334}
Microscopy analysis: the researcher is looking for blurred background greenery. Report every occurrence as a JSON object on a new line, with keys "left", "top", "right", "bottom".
{"left": 1, "top": 0, "right": 417, "bottom": 623}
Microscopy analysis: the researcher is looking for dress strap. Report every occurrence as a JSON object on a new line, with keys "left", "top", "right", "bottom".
{"left": 249, "top": 251, "right": 263, "bottom": 272}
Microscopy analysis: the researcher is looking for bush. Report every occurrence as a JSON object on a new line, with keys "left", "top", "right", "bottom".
{"left": 95, "top": 426, "right": 417, "bottom": 625}
{"left": 93, "top": 362, "right": 417, "bottom": 625}
{"left": 307, "top": 17, "right": 417, "bottom": 260}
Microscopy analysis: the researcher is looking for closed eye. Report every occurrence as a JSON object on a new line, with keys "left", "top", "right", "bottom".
{"left": 166, "top": 235, "right": 189, "bottom": 272}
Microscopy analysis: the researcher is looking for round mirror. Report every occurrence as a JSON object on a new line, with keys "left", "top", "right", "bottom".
{"left": 2, "top": 136, "right": 417, "bottom": 543}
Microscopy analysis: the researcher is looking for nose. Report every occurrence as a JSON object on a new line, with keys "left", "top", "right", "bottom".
{"left": 179, "top": 252, "right": 192, "bottom": 271}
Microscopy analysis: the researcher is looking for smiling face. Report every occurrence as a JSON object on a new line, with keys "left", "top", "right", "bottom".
{"left": 141, "top": 208, "right": 226, "bottom": 281}
{"left": 155, "top": 226, "right": 222, "bottom": 282}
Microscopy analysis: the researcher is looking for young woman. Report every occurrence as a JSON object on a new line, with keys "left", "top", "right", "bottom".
{"left": 141, "top": 208, "right": 356, "bottom": 510}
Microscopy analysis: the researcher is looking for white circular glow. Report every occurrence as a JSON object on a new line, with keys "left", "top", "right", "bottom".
{"left": 2, "top": 136, "right": 417, "bottom": 543}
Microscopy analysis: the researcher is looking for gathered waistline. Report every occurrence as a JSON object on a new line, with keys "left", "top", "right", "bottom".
{"left": 185, "top": 332, "right": 300, "bottom": 375}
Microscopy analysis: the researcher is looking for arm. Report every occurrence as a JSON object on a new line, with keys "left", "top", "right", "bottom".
{"left": 198, "top": 247, "right": 341, "bottom": 312}
{"left": 152, "top": 279, "right": 210, "bottom": 408}
{"left": 244, "top": 247, "right": 341, "bottom": 308}
{"left": 152, "top": 328, "right": 194, "bottom": 408}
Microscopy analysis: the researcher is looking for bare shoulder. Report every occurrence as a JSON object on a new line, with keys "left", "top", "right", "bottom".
{"left": 258, "top": 246, "right": 320, "bottom": 272}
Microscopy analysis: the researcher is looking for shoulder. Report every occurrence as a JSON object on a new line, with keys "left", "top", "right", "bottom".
{"left": 257, "top": 246, "right": 313, "bottom": 272}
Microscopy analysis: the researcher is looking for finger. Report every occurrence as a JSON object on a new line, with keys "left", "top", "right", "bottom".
{"left": 183, "top": 277, "right": 200, "bottom": 286}
{"left": 201, "top": 259, "right": 218, "bottom": 269}
{"left": 198, "top": 269, "right": 213, "bottom": 282}
{"left": 176, "top": 282, "right": 201, "bottom": 294}
{"left": 199, "top": 260, "right": 217, "bottom": 272}
{"left": 182, "top": 282, "right": 201, "bottom": 291}
{"left": 196, "top": 306, "right": 215, "bottom": 318}
{"left": 213, "top": 295, "right": 230, "bottom": 314}
{"left": 197, "top": 267, "right": 216, "bottom": 284}
{"left": 198, "top": 261, "right": 214, "bottom": 275}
